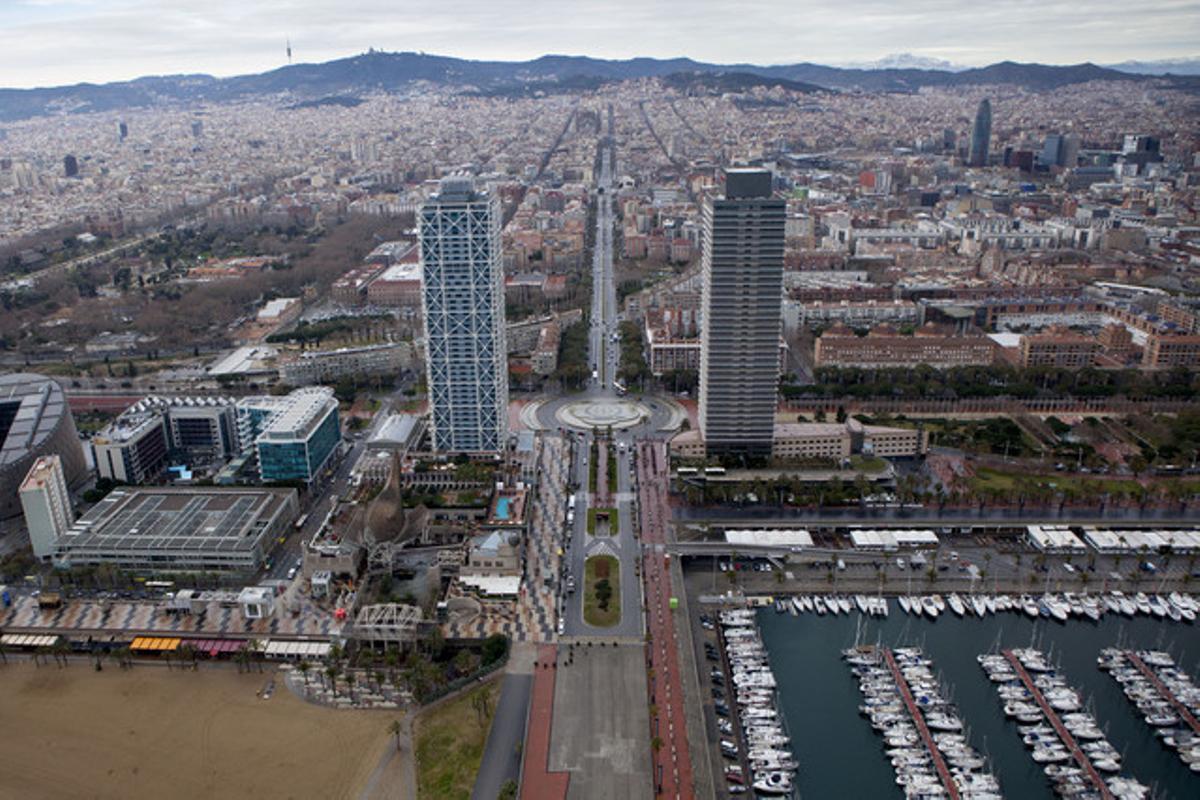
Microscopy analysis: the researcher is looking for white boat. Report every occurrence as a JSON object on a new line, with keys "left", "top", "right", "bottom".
{"left": 947, "top": 594, "right": 966, "bottom": 617}
{"left": 898, "top": 596, "right": 912, "bottom": 615}
{"left": 856, "top": 595, "right": 869, "bottom": 615}
{"left": 814, "top": 596, "right": 826, "bottom": 615}
{"left": 972, "top": 596, "right": 989, "bottom": 617}
{"left": 751, "top": 771, "right": 793, "bottom": 795}
{"left": 931, "top": 595, "right": 946, "bottom": 613}
{"left": 1021, "top": 596, "right": 1040, "bottom": 619}
{"left": 838, "top": 596, "right": 853, "bottom": 615}
{"left": 921, "top": 596, "right": 940, "bottom": 618}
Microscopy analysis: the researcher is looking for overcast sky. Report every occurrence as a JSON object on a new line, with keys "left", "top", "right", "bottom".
{"left": 2, "top": 0, "right": 1198, "bottom": 89}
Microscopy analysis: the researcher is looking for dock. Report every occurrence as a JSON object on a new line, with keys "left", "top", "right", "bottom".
{"left": 1002, "top": 649, "right": 1113, "bottom": 800}
{"left": 881, "top": 647, "right": 961, "bottom": 800}
{"left": 1124, "top": 650, "right": 1200, "bottom": 736}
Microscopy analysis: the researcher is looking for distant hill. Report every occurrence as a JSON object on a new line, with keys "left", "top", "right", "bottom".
{"left": 0, "top": 51, "right": 1192, "bottom": 122}
{"left": 1107, "top": 57, "right": 1200, "bottom": 76}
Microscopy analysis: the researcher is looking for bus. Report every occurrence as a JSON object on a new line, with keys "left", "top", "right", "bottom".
{"left": 294, "top": 513, "right": 309, "bottom": 531}
{"left": 704, "top": 467, "right": 727, "bottom": 477}
{"left": 144, "top": 580, "right": 175, "bottom": 590}
{"left": 677, "top": 467, "right": 699, "bottom": 477}
{"left": 568, "top": 495, "right": 577, "bottom": 512}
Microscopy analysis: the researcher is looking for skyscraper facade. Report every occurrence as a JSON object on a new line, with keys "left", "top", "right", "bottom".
{"left": 699, "top": 168, "right": 786, "bottom": 458}
{"left": 968, "top": 99, "right": 992, "bottom": 167}
{"left": 420, "top": 176, "right": 509, "bottom": 455}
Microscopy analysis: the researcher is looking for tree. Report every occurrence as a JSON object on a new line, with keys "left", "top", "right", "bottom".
{"left": 388, "top": 719, "right": 404, "bottom": 751}
{"left": 297, "top": 660, "right": 311, "bottom": 687}
{"left": 481, "top": 634, "right": 509, "bottom": 666}
{"left": 326, "top": 664, "right": 340, "bottom": 696}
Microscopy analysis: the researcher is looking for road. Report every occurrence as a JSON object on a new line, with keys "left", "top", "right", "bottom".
{"left": 472, "top": 671, "right": 533, "bottom": 800}
{"left": 557, "top": 140, "right": 644, "bottom": 639}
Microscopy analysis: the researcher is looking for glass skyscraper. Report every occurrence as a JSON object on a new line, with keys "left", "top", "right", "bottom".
{"left": 419, "top": 176, "right": 509, "bottom": 455}
{"left": 968, "top": 98, "right": 992, "bottom": 167}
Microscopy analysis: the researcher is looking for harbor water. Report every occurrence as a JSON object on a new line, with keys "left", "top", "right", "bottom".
{"left": 758, "top": 606, "right": 1199, "bottom": 799}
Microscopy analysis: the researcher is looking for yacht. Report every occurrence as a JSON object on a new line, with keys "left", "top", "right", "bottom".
{"left": 947, "top": 594, "right": 966, "bottom": 617}
{"left": 922, "top": 596, "right": 940, "bottom": 618}
{"left": 751, "top": 772, "right": 793, "bottom": 796}
{"left": 898, "top": 596, "right": 912, "bottom": 615}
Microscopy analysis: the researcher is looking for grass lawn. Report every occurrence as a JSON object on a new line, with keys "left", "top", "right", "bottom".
{"left": 971, "top": 466, "right": 1150, "bottom": 497}
{"left": 416, "top": 682, "right": 497, "bottom": 800}
{"left": 607, "top": 444, "right": 618, "bottom": 486}
{"left": 848, "top": 455, "right": 889, "bottom": 474}
{"left": 586, "top": 507, "right": 618, "bottom": 536}
{"left": 584, "top": 555, "right": 621, "bottom": 627}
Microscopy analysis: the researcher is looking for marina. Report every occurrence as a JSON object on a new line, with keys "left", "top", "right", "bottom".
{"left": 845, "top": 643, "right": 1003, "bottom": 798}
{"left": 748, "top": 597, "right": 1200, "bottom": 799}
{"left": 711, "top": 607, "right": 795, "bottom": 796}
{"left": 1099, "top": 648, "right": 1200, "bottom": 773}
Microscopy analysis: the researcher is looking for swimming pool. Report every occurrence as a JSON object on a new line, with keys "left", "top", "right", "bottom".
{"left": 495, "top": 497, "right": 512, "bottom": 520}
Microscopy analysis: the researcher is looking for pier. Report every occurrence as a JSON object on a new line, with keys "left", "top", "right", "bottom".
{"left": 1002, "top": 649, "right": 1113, "bottom": 800}
{"left": 1124, "top": 650, "right": 1200, "bottom": 736}
{"left": 881, "top": 647, "right": 961, "bottom": 800}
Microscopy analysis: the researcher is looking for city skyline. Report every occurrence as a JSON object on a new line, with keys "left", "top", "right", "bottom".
{"left": 2, "top": 0, "right": 1198, "bottom": 89}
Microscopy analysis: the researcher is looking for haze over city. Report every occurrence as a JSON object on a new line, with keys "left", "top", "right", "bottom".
{"left": 2, "top": 2, "right": 1200, "bottom": 800}
{"left": 2, "top": 0, "right": 1200, "bottom": 87}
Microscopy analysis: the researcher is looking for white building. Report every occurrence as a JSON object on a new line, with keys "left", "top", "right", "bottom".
{"left": 419, "top": 176, "right": 509, "bottom": 454}
{"left": 280, "top": 341, "right": 416, "bottom": 386}
{"left": 19, "top": 455, "right": 73, "bottom": 560}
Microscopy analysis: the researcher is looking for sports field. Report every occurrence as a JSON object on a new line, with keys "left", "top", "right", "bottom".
{"left": 0, "top": 662, "right": 391, "bottom": 800}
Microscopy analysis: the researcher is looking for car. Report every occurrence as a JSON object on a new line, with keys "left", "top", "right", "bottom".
{"left": 711, "top": 687, "right": 724, "bottom": 700}
{"left": 714, "top": 703, "right": 729, "bottom": 717}
{"left": 727, "top": 786, "right": 747, "bottom": 794}
{"left": 1063, "top": 563, "right": 1076, "bottom": 573}
{"left": 286, "top": 567, "right": 298, "bottom": 580}
{"left": 557, "top": 618, "right": 565, "bottom": 635}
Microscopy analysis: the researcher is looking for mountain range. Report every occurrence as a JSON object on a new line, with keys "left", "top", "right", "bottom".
{"left": 1, "top": 50, "right": 1196, "bottom": 123}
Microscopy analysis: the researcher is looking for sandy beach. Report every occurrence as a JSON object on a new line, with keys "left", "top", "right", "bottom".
{"left": 0, "top": 662, "right": 393, "bottom": 800}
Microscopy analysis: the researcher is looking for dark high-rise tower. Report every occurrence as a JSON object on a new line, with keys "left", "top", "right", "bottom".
{"left": 63, "top": 155, "right": 78, "bottom": 178}
{"left": 118, "top": 121, "right": 128, "bottom": 141}
{"left": 968, "top": 99, "right": 991, "bottom": 167}
{"left": 699, "top": 168, "right": 786, "bottom": 458}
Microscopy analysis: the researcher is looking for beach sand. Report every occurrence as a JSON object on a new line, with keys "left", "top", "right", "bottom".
{"left": 0, "top": 662, "right": 392, "bottom": 800}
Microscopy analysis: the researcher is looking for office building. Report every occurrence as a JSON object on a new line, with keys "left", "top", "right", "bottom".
{"left": 19, "top": 455, "right": 73, "bottom": 560}
{"left": 419, "top": 176, "right": 509, "bottom": 454}
{"left": 698, "top": 168, "right": 786, "bottom": 457}
{"left": 253, "top": 387, "right": 341, "bottom": 484}
{"left": 63, "top": 154, "right": 79, "bottom": 178}
{"left": 0, "top": 373, "right": 88, "bottom": 520}
{"left": 968, "top": 99, "right": 991, "bottom": 167}
{"left": 94, "top": 396, "right": 240, "bottom": 484}
{"left": 93, "top": 410, "right": 169, "bottom": 484}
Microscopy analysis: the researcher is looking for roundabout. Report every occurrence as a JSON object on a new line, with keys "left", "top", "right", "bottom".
{"left": 555, "top": 397, "right": 650, "bottom": 430}
{"left": 521, "top": 392, "right": 687, "bottom": 434}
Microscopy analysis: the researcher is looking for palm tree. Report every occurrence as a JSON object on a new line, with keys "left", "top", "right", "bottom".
{"left": 326, "top": 664, "right": 340, "bottom": 696}
{"left": 345, "top": 672, "right": 356, "bottom": 703}
{"left": 388, "top": 719, "right": 403, "bottom": 751}
{"left": 297, "top": 660, "right": 311, "bottom": 687}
